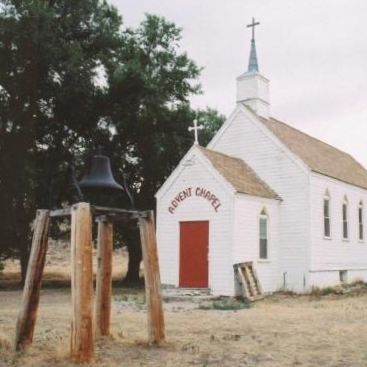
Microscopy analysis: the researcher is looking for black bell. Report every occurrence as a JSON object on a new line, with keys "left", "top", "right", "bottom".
{"left": 78, "top": 155, "right": 123, "bottom": 206}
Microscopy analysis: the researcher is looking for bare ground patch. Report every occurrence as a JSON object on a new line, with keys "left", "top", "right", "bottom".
{"left": 2, "top": 244, "right": 367, "bottom": 366}
{"left": 1, "top": 289, "right": 367, "bottom": 366}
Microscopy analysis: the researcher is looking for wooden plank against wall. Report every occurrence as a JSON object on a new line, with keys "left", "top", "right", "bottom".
{"left": 13, "top": 210, "right": 50, "bottom": 351}
{"left": 139, "top": 211, "right": 165, "bottom": 345}
{"left": 70, "top": 202, "right": 94, "bottom": 363}
{"left": 95, "top": 217, "right": 113, "bottom": 337}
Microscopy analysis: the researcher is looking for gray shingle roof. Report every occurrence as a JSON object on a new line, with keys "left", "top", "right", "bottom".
{"left": 198, "top": 146, "right": 280, "bottom": 200}
{"left": 261, "top": 117, "right": 367, "bottom": 190}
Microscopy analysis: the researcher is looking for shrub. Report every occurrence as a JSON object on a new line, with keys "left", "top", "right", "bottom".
{"left": 199, "top": 298, "right": 252, "bottom": 311}
{"left": 310, "top": 286, "right": 336, "bottom": 296}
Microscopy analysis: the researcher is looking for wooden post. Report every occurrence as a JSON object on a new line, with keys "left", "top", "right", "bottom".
{"left": 70, "top": 202, "right": 94, "bottom": 363}
{"left": 95, "top": 216, "right": 113, "bottom": 337}
{"left": 13, "top": 210, "right": 50, "bottom": 351}
{"left": 139, "top": 210, "right": 165, "bottom": 345}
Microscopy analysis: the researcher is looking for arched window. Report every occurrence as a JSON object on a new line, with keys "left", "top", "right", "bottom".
{"left": 259, "top": 208, "right": 268, "bottom": 259}
{"left": 342, "top": 195, "right": 348, "bottom": 240}
{"left": 359, "top": 201, "right": 364, "bottom": 241}
{"left": 323, "top": 190, "right": 331, "bottom": 238}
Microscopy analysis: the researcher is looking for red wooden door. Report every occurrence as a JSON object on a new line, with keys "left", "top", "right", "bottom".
{"left": 179, "top": 221, "right": 209, "bottom": 288}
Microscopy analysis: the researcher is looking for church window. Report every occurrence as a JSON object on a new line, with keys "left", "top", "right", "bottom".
{"left": 323, "top": 191, "right": 331, "bottom": 238}
{"left": 342, "top": 196, "right": 348, "bottom": 240}
{"left": 259, "top": 208, "right": 268, "bottom": 259}
{"left": 359, "top": 201, "right": 364, "bottom": 241}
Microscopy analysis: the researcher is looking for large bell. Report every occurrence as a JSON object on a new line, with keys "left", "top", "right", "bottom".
{"left": 78, "top": 154, "right": 123, "bottom": 206}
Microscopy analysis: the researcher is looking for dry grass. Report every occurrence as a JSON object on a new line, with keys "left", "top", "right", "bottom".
{"left": 2, "top": 244, "right": 367, "bottom": 366}
{"left": 0, "top": 239, "right": 129, "bottom": 283}
{"left": 2, "top": 289, "right": 367, "bottom": 366}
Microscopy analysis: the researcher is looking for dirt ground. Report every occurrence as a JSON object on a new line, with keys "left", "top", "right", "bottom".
{"left": 2, "top": 242, "right": 367, "bottom": 367}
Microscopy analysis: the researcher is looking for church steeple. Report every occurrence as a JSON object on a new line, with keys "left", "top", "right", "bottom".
{"left": 247, "top": 18, "right": 260, "bottom": 73}
{"left": 236, "top": 18, "right": 270, "bottom": 120}
{"left": 248, "top": 39, "right": 259, "bottom": 73}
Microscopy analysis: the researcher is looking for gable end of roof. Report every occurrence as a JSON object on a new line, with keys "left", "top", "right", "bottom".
{"left": 198, "top": 146, "right": 281, "bottom": 200}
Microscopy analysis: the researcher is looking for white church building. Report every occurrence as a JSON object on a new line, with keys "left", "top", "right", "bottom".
{"left": 155, "top": 20, "right": 367, "bottom": 296}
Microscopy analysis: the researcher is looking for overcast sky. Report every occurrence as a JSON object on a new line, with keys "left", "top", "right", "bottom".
{"left": 111, "top": 0, "right": 367, "bottom": 168}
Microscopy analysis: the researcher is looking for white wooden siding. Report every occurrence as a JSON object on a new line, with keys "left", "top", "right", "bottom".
{"left": 210, "top": 108, "right": 310, "bottom": 292}
{"left": 309, "top": 173, "right": 367, "bottom": 284}
{"left": 233, "top": 194, "right": 281, "bottom": 292}
{"left": 156, "top": 152, "right": 235, "bottom": 295}
{"left": 309, "top": 269, "right": 367, "bottom": 288}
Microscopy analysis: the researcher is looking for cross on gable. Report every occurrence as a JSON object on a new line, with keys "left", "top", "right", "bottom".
{"left": 188, "top": 119, "right": 203, "bottom": 145}
{"left": 247, "top": 17, "right": 260, "bottom": 41}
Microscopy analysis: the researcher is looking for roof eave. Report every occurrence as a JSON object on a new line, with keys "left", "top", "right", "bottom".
{"left": 311, "top": 170, "right": 367, "bottom": 191}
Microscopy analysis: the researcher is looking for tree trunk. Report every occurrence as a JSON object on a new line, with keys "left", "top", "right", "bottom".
{"left": 122, "top": 184, "right": 155, "bottom": 285}
{"left": 20, "top": 241, "right": 31, "bottom": 285}
{"left": 124, "top": 241, "right": 142, "bottom": 284}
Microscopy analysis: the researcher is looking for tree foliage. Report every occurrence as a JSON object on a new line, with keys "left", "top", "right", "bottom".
{"left": 105, "top": 15, "right": 203, "bottom": 209}
{"left": 0, "top": 0, "right": 123, "bottom": 278}
{"left": 0, "top": 2, "right": 225, "bottom": 281}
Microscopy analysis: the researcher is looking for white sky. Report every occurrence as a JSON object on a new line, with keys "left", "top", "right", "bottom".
{"left": 110, "top": 0, "right": 367, "bottom": 168}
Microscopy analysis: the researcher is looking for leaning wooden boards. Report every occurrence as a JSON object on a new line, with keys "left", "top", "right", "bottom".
{"left": 234, "top": 262, "right": 263, "bottom": 301}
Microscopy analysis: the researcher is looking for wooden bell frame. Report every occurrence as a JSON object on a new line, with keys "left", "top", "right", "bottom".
{"left": 13, "top": 203, "right": 165, "bottom": 363}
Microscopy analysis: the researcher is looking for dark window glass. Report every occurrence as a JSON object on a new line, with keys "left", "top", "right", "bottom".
{"left": 343, "top": 203, "right": 348, "bottom": 239}
{"left": 324, "top": 218, "right": 330, "bottom": 237}
{"left": 324, "top": 199, "right": 330, "bottom": 237}
{"left": 259, "top": 216, "right": 268, "bottom": 259}
{"left": 359, "top": 206, "right": 364, "bottom": 240}
{"left": 260, "top": 239, "right": 267, "bottom": 259}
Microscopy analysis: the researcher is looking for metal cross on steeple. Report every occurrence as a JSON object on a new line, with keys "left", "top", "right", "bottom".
{"left": 188, "top": 119, "right": 203, "bottom": 145}
{"left": 247, "top": 17, "right": 260, "bottom": 41}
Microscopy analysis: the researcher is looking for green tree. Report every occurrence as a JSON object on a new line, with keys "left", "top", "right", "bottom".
{"left": 195, "top": 107, "right": 226, "bottom": 146}
{"left": 103, "top": 15, "right": 225, "bottom": 282}
{"left": 103, "top": 15, "right": 203, "bottom": 282}
{"left": 0, "top": 3, "right": 225, "bottom": 283}
{"left": 106, "top": 15, "right": 202, "bottom": 205}
{"left": 0, "top": 0, "right": 122, "bottom": 281}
